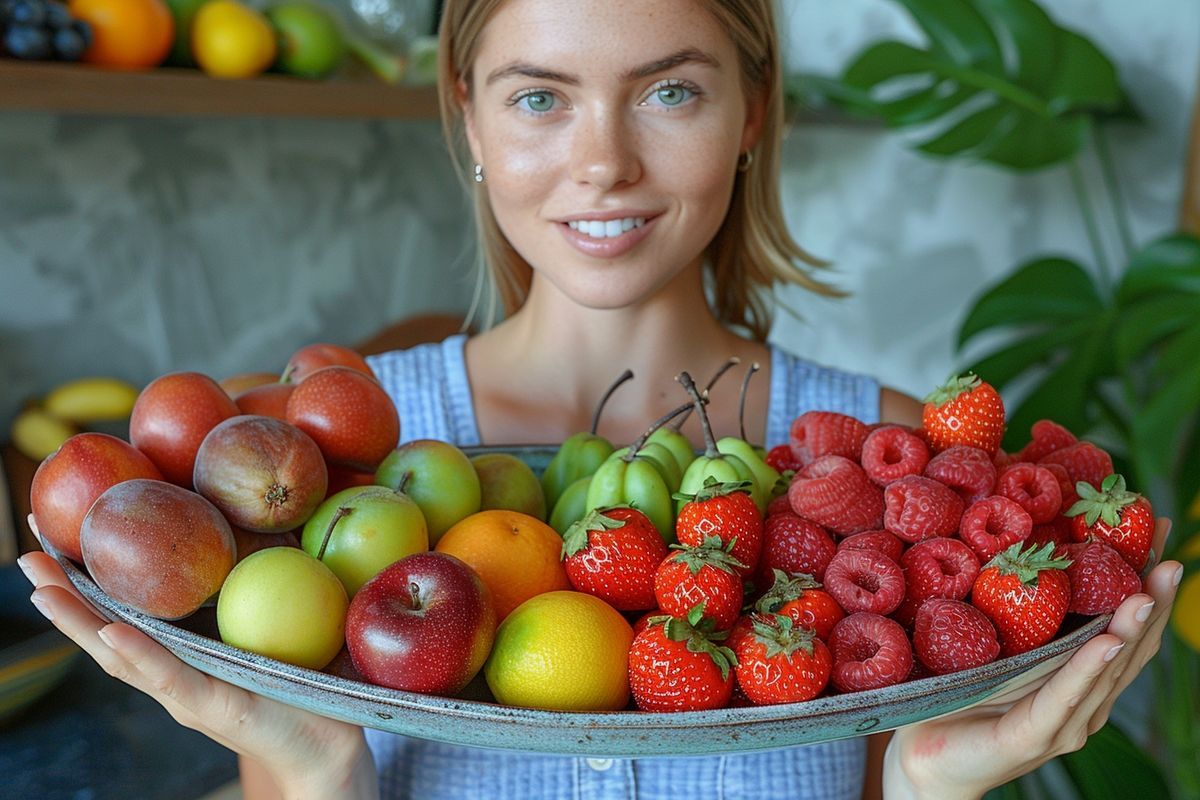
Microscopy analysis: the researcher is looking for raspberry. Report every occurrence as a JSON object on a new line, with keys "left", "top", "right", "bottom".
{"left": 893, "top": 538, "right": 980, "bottom": 626}
{"left": 765, "top": 444, "right": 802, "bottom": 474}
{"left": 1017, "top": 420, "right": 1077, "bottom": 463}
{"left": 913, "top": 599, "right": 1000, "bottom": 675}
{"left": 755, "top": 512, "right": 837, "bottom": 588}
{"left": 959, "top": 496, "right": 1033, "bottom": 561}
{"left": 861, "top": 426, "right": 930, "bottom": 486}
{"left": 924, "top": 446, "right": 996, "bottom": 504}
{"left": 829, "top": 612, "right": 913, "bottom": 692}
{"left": 992, "top": 449, "right": 1016, "bottom": 470}
{"left": 1062, "top": 540, "right": 1143, "bottom": 614}
{"left": 788, "top": 411, "right": 870, "bottom": 467}
{"left": 824, "top": 548, "right": 905, "bottom": 615}
{"left": 1038, "top": 442, "right": 1114, "bottom": 491}
{"left": 788, "top": 455, "right": 884, "bottom": 536}
{"left": 1039, "top": 462, "right": 1078, "bottom": 514}
{"left": 883, "top": 475, "right": 965, "bottom": 543}
{"left": 996, "top": 463, "right": 1062, "bottom": 524}
{"left": 838, "top": 529, "right": 904, "bottom": 563}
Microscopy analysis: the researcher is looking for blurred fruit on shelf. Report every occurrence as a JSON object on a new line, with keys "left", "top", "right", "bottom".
{"left": 68, "top": 0, "right": 173, "bottom": 69}
{"left": 42, "top": 376, "right": 139, "bottom": 424}
{"left": 404, "top": 34, "right": 436, "bottom": 86}
{"left": 162, "top": 0, "right": 203, "bottom": 66}
{"left": 10, "top": 407, "right": 76, "bottom": 461}
{"left": 266, "top": 0, "right": 346, "bottom": 79}
{"left": 191, "top": 0, "right": 275, "bottom": 79}
{"left": 1, "top": 0, "right": 93, "bottom": 61}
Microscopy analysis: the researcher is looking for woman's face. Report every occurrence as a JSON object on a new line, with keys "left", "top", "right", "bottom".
{"left": 463, "top": 0, "right": 763, "bottom": 310}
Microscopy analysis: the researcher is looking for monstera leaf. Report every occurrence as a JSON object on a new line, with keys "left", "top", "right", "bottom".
{"left": 793, "top": 0, "right": 1132, "bottom": 170}
{"left": 956, "top": 257, "right": 1112, "bottom": 450}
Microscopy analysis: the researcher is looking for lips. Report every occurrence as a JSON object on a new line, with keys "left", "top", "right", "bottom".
{"left": 557, "top": 214, "right": 659, "bottom": 259}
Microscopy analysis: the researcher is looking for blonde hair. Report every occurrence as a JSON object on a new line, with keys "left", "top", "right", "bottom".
{"left": 437, "top": 0, "right": 841, "bottom": 340}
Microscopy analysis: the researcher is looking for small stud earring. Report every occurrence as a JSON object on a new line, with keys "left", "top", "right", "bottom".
{"left": 473, "top": 163, "right": 485, "bottom": 183}
{"left": 737, "top": 150, "right": 754, "bottom": 172}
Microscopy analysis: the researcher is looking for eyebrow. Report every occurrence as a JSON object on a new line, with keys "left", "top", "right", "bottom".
{"left": 484, "top": 47, "right": 721, "bottom": 86}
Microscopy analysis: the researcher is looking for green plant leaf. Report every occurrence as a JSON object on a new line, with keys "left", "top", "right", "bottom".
{"left": 811, "top": 0, "right": 1130, "bottom": 169}
{"left": 968, "top": 319, "right": 1094, "bottom": 389}
{"left": 1058, "top": 722, "right": 1173, "bottom": 800}
{"left": 957, "top": 257, "right": 1103, "bottom": 348}
{"left": 1116, "top": 234, "right": 1200, "bottom": 303}
{"left": 1112, "top": 296, "right": 1200, "bottom": 369}
{"left": 1131, "top": 332, "right": 1200, "bottom": 482}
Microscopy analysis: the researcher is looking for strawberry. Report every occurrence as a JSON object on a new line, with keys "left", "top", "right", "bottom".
{"left": 788, "top": 410, "right": 871, "bottom": 466}
{"left": 921, "top": 373, "right": 1006, "bottom": 456}
{"left": 912, "top": 599, "right": 1000, "bottom": 675}
{"left": 1065, "top": 474, "right": 1155, "bottom": 571}
{"left": 754, "top": 569, "right": 844, "bottom": 640}
{"left": 734, "top": 613, "right": 832, "bottom": 705}
{"left": 654, "top": 536, "right": 746, "bottom": 629}
{"left": 561, "top": 506, "right": 669, "bottom": 611}
{"left": 971, "top": 542, "right": 1072, "bottom": 657}
{"left": 675, "top": 479, "right": 763, "bottom": 578}
{"left": 627, "top": 605, "right": 737, "bottom": 712}
{"left": 1062, "top": 540, "right": 1143, "bottom": 615}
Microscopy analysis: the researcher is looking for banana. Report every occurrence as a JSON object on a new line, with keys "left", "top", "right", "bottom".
{"left": 11, "top": 407, "right": 77, "bottom": 461}
{"left": 43, "top": 377, "right": 140, "bottom": 423}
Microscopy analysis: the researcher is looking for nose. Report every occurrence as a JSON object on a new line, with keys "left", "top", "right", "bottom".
{"left": 569, "top": 106, "right": 641, "bottom": 191}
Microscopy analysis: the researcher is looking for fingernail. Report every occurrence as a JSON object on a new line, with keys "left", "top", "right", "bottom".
{"left": 1136, "top": 601, "right": 1155, "bottom": 623}
{"left": 1104, "top": 643, "right": 1125, "bottom": 662}
{"left": 30, "top": 593, "right": 54, "bottom": 622}
{"left": 1175, "top": 567, "right": 1184, "bottom": 587}
{"left": 16, "top": 555, "right": 36, "bottom": 587}
{"left": 96, "top": 627, "right": 115, "bottom": 649}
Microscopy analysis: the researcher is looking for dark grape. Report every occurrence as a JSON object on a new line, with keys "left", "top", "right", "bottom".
{"left": 4, "top": 23, "right": 52, "bottom": 60}
{"left": 72, "top": 18, "right": 92, "bottom": 49}
{"left": 51, "top": 23, "right": 83, "bottom": 60}
{"left": 9, "top": 0, "right": 46, "bottom": 27}
{"left": 45, "top": 0, "right": 71, "bottom": 29}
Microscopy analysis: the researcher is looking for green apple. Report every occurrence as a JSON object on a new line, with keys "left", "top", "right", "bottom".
{"left": 646, "top": 426, "right": 697, "bottom": 474}
{"left": 301, "top": 485, "right": 428, "bottom": 596}
{"left": 165, "top": 0, "right": 207, "bottom": 67}
{"left": 716, "top": 436, "right": 780, "bottom": 511}
{"left": 266, "top": 1, "right": 347, "bottom": 79}
{"left": 375, "top": 439, "right": 481, "bottom": 545}
{"left": 470, "top": 453, "right": 547, "bottom": 521}
{"left": 548, "top": 475, "right": 591, "bottom": 536}
{"left": 216, "top": 546, "right": 347, "bottom": 670}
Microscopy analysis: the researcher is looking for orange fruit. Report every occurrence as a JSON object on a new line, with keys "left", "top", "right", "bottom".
{"left": 484, "top": 590, "right": 633, "bottom": 711}
{"left": 435, "top": 509, "right": 571, "bottom": 620}
{"left": 69, "top": 0, "right": 174, "bottom": 70}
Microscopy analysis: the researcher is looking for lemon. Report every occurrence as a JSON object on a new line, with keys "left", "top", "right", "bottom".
{"left": 192, "top": 0, "right": 277, "bottom": 79}
{"left": 484, "top": 591, "right": 633, "bottom": 711}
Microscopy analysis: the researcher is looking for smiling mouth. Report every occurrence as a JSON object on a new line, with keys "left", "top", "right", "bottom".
{"left": 565, "top": 216, "right": 649, "bottom": 239}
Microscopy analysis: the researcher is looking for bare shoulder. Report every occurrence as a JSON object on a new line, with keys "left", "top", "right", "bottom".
{"left": 879, "top": 387, "right": 924, "bottom": 427}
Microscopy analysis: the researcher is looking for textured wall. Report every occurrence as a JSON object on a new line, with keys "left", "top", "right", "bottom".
{"left": 0, "top": 0, "right": 1197, "bottom": 431}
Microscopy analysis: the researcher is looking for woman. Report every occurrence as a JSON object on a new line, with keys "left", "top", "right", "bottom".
{"left": 19, "top": 0, "right": 1182, "bottom": 798}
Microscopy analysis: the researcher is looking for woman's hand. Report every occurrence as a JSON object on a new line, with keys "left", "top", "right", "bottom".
{"left": 19, "top": 515, "right": 379, "bottom": 800}
{"left": 883, "top": 518, "right": 1182, "bottom": 800}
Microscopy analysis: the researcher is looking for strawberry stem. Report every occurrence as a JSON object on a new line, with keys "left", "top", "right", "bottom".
{"left": 591, "top": 369, "right": 634, "bottom": 435}
{"left": 678, "top": 371, "right": 719, "bottom": 457}
{"left": 670, "top": 357, "right": 740, "bottom": 432}
{"left": 737, "top": 362, "right": 760, "bottom": 443}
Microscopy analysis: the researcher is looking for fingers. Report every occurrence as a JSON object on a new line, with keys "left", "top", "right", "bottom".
{"left": 18, "top": 550, "right": 98, "bottom": 611}
{"left": 1151, "top": 517, "right": 1172, "bottom": 566}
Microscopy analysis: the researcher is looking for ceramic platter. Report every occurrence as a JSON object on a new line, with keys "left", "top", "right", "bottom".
{"left": 49, "top": 446, "right": 1110, "bottom": 757}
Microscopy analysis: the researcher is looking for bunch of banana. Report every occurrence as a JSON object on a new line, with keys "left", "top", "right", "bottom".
{"left": 10, "top": 377, "right": 140, "bottom": 461}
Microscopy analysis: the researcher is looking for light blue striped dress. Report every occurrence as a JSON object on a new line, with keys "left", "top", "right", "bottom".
{"left": 364, "top": 334, "right": 880, "bottom": 800}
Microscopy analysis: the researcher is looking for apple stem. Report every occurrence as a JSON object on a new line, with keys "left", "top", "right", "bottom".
{"left": 317, "top": 506, "right": 352, "bottom": 561}
{"left": 738, "top": 362, "right": 760, "bottom": 443}
{"left": 679, "top": 372, "right": 719, "bottom": 457}
{"left": 591, "top": 369, "right": 634, "bottom": 435}
{"left": 624, "top": 401, "right": 696, "bottom": 462}
{"left": 670, "top": 357, "right": 739, "bottom": 432}
{"left": 409, "top": 581, "right": 422, "bottom": 610}
{"left": 394, "top": 471, "right": 413, "bottom": 495}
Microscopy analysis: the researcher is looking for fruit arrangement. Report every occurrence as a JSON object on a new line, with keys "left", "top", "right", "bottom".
{"left": 29, "top": 359, "right": 1156, "bottom": 723}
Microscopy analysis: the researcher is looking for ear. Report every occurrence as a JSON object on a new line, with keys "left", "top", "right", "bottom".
{"left": 457, "top": 77, "right": 483, "bottom": 164}
{"left": 738, "top": 80, "right": 769, "bottom": 153}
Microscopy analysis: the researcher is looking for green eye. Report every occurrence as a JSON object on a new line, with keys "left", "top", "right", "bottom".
{"left": 522, "top": 92, "right": 555, "bottom": 113}
{"left": 655, "top": 86, "right": 689, "bottom": 106}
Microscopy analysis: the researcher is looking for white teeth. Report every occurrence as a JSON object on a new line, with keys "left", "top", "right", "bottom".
{"left": 566, "top": 217, "right": 647, "bottom": 238}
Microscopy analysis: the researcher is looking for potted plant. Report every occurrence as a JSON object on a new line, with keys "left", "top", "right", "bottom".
{"left": 792, "top": 0, "right": 1200, "bottom": 796}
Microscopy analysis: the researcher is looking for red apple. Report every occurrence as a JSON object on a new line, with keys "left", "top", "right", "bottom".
{"left": 285, "top": 366, "right": 400, "bottom": 471}
{"left": 235, "top": 382, "right": 294, "bottom": 420}
{"left": 130, "top": 372, "right": 240, "bottom": 487}
{"left": 81, "top": 479, "right": 236, "bottom": 620}
{"left": 193, "top": 415, "right": 328, "bottom": 533}
{"left": 30, "top": 432, "right": 164, "bottom": 562}
{"left": 283, "top": 343, "right": 375, "bottom": 384}
{"left": 219, "top": 372, "right": 279, "bottom": 398}
{"left": 346, "top": 551, "right": 496, "bottom": 695}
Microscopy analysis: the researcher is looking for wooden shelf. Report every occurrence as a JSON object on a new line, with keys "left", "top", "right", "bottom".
{"left": 0, "top": 60, "right": 440, "bottom": 119}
